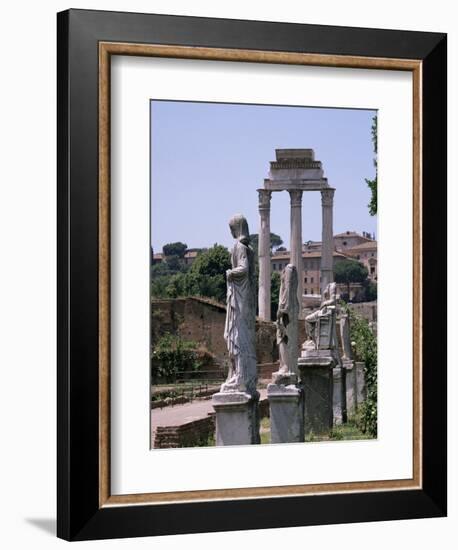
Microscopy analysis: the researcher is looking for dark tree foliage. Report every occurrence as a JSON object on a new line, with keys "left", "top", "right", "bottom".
{"left": 270, "top": 271, "right": 281, "bottom": 321}
{"left": 365, "top": 115, "right": 378, "bottom": 216}
{"left": 162, "top": 241, "right": 188, "bottom": 258}
{"left": 164, "top": 255, "right": 183, "bottom": 273}
{"left": 249, "top": 232, "right": 284, "bottom": 253}
{"left": 334, "top": 259, "right": 368, "bottom": 284}
{"left": 334, "top": 259, "right": 369, "bottom": 302}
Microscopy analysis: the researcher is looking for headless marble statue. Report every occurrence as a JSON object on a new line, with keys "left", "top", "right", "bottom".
{"left": 221, "top": 214, "right": 257, "bottom": 395}
{"left": 272, "top": 264, "right": 299, "bottom": 385}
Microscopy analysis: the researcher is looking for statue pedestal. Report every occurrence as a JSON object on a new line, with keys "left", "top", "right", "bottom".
{"left": 212, "top": 391, "right": 260, "bottom": 446}
{"left": 343, "top": 360, "right": 356, "bottom": 416}
{"left": 298, "top": 352, "right": 335, "bottom": 437}
{"left": 333, "top": 365, "right": 347, "bottom": 425}
{"left": 267, "top": 379, "right": 304, "bottom": 444}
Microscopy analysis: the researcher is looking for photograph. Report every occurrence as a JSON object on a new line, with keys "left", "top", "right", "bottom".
{"left": 150, "top": 100, "right": 378, "bottom": 449}
{"left": 52, "top": 7, "right": 447, "bottom": 542}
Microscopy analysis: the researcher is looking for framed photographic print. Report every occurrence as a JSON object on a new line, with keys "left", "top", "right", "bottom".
{"left": 57, "top": 8, "right": 447, "bottom": 541}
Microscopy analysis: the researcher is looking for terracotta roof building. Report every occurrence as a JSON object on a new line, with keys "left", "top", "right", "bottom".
{"left": 346, "top": 240, "right": 378, "bottom": 281}
{"left": 271, "top": 249, "right": 355, "bottom": 296}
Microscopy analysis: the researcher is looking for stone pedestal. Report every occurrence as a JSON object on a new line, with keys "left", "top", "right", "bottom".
{"left": 344, "top": 360, "right": 356, "bottom": 416}
{"left": 355, "top": 362, "right": 367, "bottom": 406}
{"left": 212, "top": 391, "right": 260, "bottom": 446}
{"left": 298, "top": 354, "right": 334, "bottom": 437}
{"left": 332, "top": 366, "right": 347, "bottom": 425}
{"left": 267, "top": 377, "right": 304, "bottom": 444}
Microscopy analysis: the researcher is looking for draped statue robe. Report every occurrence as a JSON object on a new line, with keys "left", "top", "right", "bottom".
{"left": 222, "top": 238, "right": 257, "bottom": 395}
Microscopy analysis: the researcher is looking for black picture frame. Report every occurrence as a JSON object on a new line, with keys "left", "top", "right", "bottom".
{"left": 57, "top": 8, "right": 447, "bottom": 541}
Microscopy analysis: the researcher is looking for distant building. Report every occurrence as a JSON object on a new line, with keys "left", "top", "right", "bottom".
{"left": 183, "top": 249, "right": 199, "bottom": 266}
{"left": 152, "top": 253, "right": 164, "bottom": 265}
{"left": 151, "top": 247, "right": 205, "bottom": 267}
{"left": 271, "top": 249, "right": 354, "bottom": 296}
{"left": 272, "top": 229, "right": 378, "bottom": 299}
{"left": 333, "top": 230, "right": 374, "bottom": 252}
{"left": 346, "top": 240, "right": 378, "bottom": 281}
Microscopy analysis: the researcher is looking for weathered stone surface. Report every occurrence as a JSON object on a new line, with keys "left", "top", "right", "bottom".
{"left": 338, "top": 313, "right": 352, "bottom": 361}
{"left": 212, "top": 391, "right": 260, "bottom": 445}
{"left": 344, "top": 360, "right": 357, "bottom": 415}
{"left": 304, "top": 282, "right": 339, "bottom": 353}
{"left": 268, "top": 149, "right": 325, "bottom": 182}
{"left": 298, "top": 356, "right": 334, "bottom": 436}
{"left": 321, "top": 188, "right": 335, "bottom": 292}
{"left": 273, "top": 264, "right": 299, "bottom": 382}
{"left": 221, "top": 214, "right": 257, "bottom": 395}
{"left": 267, "top": 384, "right": 304, "bottom": 443}
{"left": 355, "top": 361, "right": 367, "bottom": 406}
{"left": 289, "top": 190, "right": 304, "bottom": 310}
{"left": 332, "top": 366, "right": 347, "bottom": 425}
{"left": 257, "top": 189, "right": 272, "bottom": 321}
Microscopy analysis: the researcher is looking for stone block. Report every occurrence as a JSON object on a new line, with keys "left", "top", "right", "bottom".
{"left": 298, "top": 356, "right": 334, "bottom": 437}
{"left": 212, "top": 391, "right": 260, "bottom": 446}
{"left": 267, "top": 384, "right": 304, "bottom": 444}
{"left": 344, "top": 360, "right": 356, "bottom": 416}
{"left": 333, "top": 366, "right": 347, "bottom": 425}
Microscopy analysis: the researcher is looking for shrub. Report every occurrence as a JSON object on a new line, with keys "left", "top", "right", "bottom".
{"left": 151, "top": 334, "right": 214, "bottom": 383}
{"left": 348, "top": 309, "right": 378, "bottom": 437}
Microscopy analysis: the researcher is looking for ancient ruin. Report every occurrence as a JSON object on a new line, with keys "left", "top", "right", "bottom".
{"left": 258, "top": 149, "right": 335, "bottom": 320}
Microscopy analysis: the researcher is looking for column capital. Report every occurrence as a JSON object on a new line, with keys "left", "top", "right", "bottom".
{"left": 288, "top": 189, "right": 303, "bottom": 207}
{"left": 257, "top": 188, "right": 272, "bottom": 212}
{"left": 321, "top": 188, "right": 335, "bottom": 207}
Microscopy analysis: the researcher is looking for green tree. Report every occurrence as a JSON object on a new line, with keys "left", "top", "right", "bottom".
{"left": 185, "top": 244, "right": 231, "bottom": 303}
{"left": 270, "top": 233, "right": 284, "bottom": 251}
{"left": 162, "top": 241, "right": 188, "bottom": 258}
{"left": 165, "top": 273, "right": 186, "bottom": 298}
{"left": 151, "top": 261, "right": 170, "bottom": 277}
{"left": 365, "top": 115, "right": 378, "bottom": 216}
{"left": 249, "top": 232, "right": 284, "bottom": 253}
{"left": 334, "top": 259, "right": 368, "bottom": 300}
{"left": 363, "top": 280, "right": 377, "bottom": 302}
{"left": 151, "top": 275, "right": 169, "bottom": 298}
{"left": 164, "top": 255, "right": 183, "bottom": 273}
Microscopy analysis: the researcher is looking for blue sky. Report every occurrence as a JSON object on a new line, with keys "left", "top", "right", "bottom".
{"left": 150, "top": 100, "right": 376, "bottom": 252}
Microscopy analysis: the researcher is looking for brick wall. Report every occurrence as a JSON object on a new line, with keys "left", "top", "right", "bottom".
{"left": 153, "top": 415, "right": 215, "bottom": 448}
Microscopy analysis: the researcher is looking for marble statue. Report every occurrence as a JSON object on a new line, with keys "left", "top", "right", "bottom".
{"left": 304, "top": 282, "right": 338, "bottom": 352}
{"left": 221, "top": 214, "right": 257, "bottom": 395}
{"left": 272, "top": 264, "right": 299, "bottom": 384}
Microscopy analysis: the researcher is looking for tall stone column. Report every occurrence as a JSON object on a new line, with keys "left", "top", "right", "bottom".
{"left": 321, "top": 188, "right": 335, "bottom": 294}
{"left": 289, "top": 190, "right": 303, "bottom": 311}
{"left": 258, "top": 189, "right": 272, "bottom": 321}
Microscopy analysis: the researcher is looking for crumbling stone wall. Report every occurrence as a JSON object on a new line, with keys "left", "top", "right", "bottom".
{"left": 348, "top": 301, "right": 377, "bottom": 323}
{"left": 151, "top": 297, "right": 278, "bottom": 368}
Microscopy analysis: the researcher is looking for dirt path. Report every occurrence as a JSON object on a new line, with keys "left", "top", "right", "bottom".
{"left": 151, "top": 389, "right": 268, "bottom": 428}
